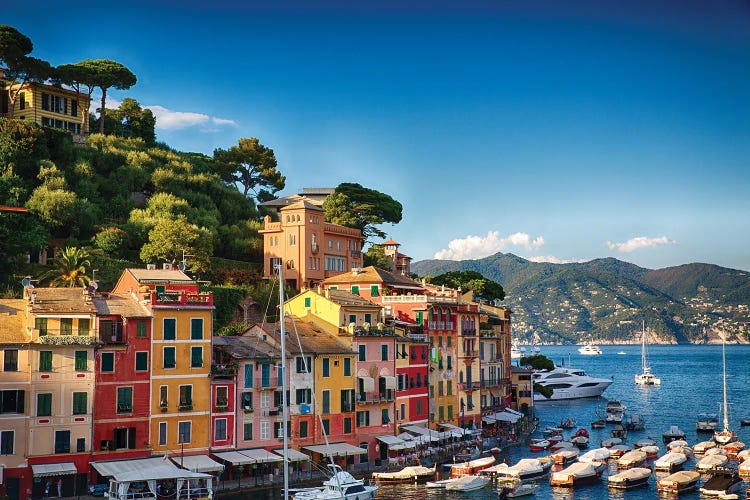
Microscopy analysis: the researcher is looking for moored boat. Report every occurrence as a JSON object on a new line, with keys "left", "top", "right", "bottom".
{"left": 578, "top": 343, "right": 602, "bottom": 355}
{"left": 549, "top": 462, "right": 604, "bottom": 487}
{"left": 623, "top": 413, "right": 646, "bottom": 431}
{"left": 551, "top": 448, "right": 579, "bottom": 466}
{"left": 662, "top": 425, "right": 686, "bottom": 444}
{"left": 425, "top": 477, "right": 461, "bottom": 489}
{"left": 667, "top": 439, "right": 689, "bottom": 451}
{"left": 714, "top": 340, "right": 737, "bottom": 446}
{"left": 610, "top": 424, "right": 628, "bottom": 440}
{"left": 532, "top": 366, "right": 612, "bottom": 401}
{"left": 482, "top": 458, "right": 551, "bottom": 481}
{"left": 601, "top": 437, "right": 622, "bottom": 448}
{"left": 559, "top": 417, "right": 576, "bottom": 429}
{"left": 640, "top": 445, "right": 660, "bottom": 459}
{"left": 503, "top": 482, "right": 538, "bottom": 497}
{"left": 697, "top": 413, "right": 720, "bottom": 433}
{"left": 634, "top": 321, "right": 661, "bottom": 385}
{"left": 736, "top": 449, "right": 750, "bottom": 462}
{"left": 571, "top": 435, "right": 589, "bottom": 449}
{"left": 699, "top": 469, "right": 742, "bottom": 497}
{"left": 293, "top": 467, "right": 378, "bottom": 500}
{"left": 737, "top": 458, "right": 750, "bottom": 477}
{"left": 694, "top": 440, "right": 717, "bottom": 454}
{"left": 444, "top": 474, "right": 489, "bottom": 492}
{"left": 529, "top": 439, "right": 550, "bottom": 452}
{"left": 634, "top": 437, "right": 657, "bottom": 448}
{"left": 696, "top": 454, "right": 728, "bottom": 472}
{"left": 617, "top": 450, "right": 647, "bottom": 469}
{"left": 608, "top": 444, "right": 632, "bottom": 458}
{"left": 656, "top": 470, "right": 700, "bottom": 495}
{"left": 654, "top": 452, "right": 688, "bottom": 472}
{"left": 607, "top": 467, "right": 652, "bottom": 489}
{"left": 549, "top": 441, "right": 574, "bottom": 452}
{"left": 371, "top": 464, "right": 435, "bottom": 482}
{"left": 450, "top": 456, "right": 495, "bottom": 477}
{"left": 578, "top": 447, "right": 611, "bottom": 463}
{"left": 722, "top": 440, "right": 745, "bottom": 456}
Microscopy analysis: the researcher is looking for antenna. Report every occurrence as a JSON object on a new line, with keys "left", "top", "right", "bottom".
{"left": 181, "top": 250, "right": 195, "bottom": 271}
{"left": 92, "top": 269, "right": 99, "bottom": 284}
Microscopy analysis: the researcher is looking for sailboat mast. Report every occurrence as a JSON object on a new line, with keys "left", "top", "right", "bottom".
{"left": 722, "top": 339, "right": 729, "bottom": 432}
{"left": 278, "top": 265, "right": 289, "bottom": 499}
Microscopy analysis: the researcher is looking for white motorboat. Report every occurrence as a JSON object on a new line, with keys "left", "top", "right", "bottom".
{"left": 634, "top": 321, "right": 660, "bottom": 385}
{"left": 662, "top": 425, "right": 686, "bottom": 444}
{"left": 714, "top": 339, "right": 737, "bottom": 445}
{"left": 425, "top": 477, "right": 462, "bottom": 489}
{"left": 696, "top": 454, "right": 728, "bottom": 472}
{"left": 444, "top": 474, "right": 489, "bottom": 492}
{"left": 653, "top": 452, "right": 688, "bottom": 472}
{"left": 617, "top": 450, "right": 648, "bottom": 469}
{"left": 656, "top": 470, "right": 700, "bottom": 494}
{"left": 550, "top": 449, "right": 579, "bottom": 466}
{"left": 450, "top": 456, "right": 496, "bottom": 477}
{"left": 578, "top": 343, "right": 602, "bottom": 355}
{"left": 532, "top": 366, "right": 612, "bottom": 401}
{"left": 483, "top": 458, "right": 551, "bottom": 481}
{"left": 694, "top": 440, "right": 717, "bottom": 454}
{"left": 293, "top": 467, "right": 378, "bottom": 499}
{"left": 605, "top": 400, "right": 626, "bottom": 423}
{"left": 504, "top": 482, "right": 538, "bottom": 497}
{"left": 738, "top": 458, "right": 750, "bottom": 477}
{"left": 607, "top": 467, "right": 652, "bottom": 489}
{"left": 667, "top": 439, "right": 689, "bottom": 451}
{"left": 697, "top": 413, "right": 719, "bottom": 433}
{"left": 578, "top": 447, "right": 611, "bottom": 463}
{"left": 549, "top": 462, "right": 604, "bottom": 487}
{"left": 371, "top": 464, "right": 435, "bottom": 482}
{"left": 511, "top": 344, "right": 524, "bottom": 360}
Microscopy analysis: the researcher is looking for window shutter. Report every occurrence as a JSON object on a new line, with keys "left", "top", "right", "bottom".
{"left": 244, "top": 364, "right": 253, "bottom": 386}
{"left": 128, "top": 427, "right": 136, "bottom": 449}
{"left": 17, "top": 390, "right": 25, "bottom": 414}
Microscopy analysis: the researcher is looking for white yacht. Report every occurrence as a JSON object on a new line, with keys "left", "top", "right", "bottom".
{"left": 511, "top": 344, "right": 525, "bottom": 360}
{"left": 293, "top": 467, "right": 378, "bottom": 499}
{"left": 578, "top": 343, "right": 602, "bottom": 355}
{"left": 532, "top": 366, "right": 613, "bottom": 401}
{"left": 634, "top": 321, "right": 661, "bottom": 386}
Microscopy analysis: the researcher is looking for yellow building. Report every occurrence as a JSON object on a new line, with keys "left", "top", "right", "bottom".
{"left": 113, "top": 267, "right": 214, "bottom": 455}
{"left": 1, "top": 77, "right": 90, "bottom": 135}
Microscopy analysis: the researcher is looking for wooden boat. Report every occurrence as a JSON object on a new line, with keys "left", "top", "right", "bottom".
{"left": 549, "top": 462, "right": 603, "bottom": 487}
{"left": 722, "top": 440, "right": 745, "bottom": 456}
{"left": 451, "top": 456, "right": 495, "bottom": 477}
{"left": 503, "top": 482, "right": 538, "bottom": 498}
{"left": 654, "top": 452, "right": 688, "bottom": 472}
{"left": 699, "top": 469, "right": 742, "bottom": 497}
{"left": 696, "top": 454, "right": 729, "bottom": 472}
{"left": 617, "top": 450, "right": 647, "bottom": 469}
{"left": 551, "top": 449, "right": 579, "bottom": 466}
{"left": 607, "top": 467, "right": 651, "bottom": 489}
{"left": 662, "top": 425, "right": 686, "bottom": 444}
{"left": 694, "top": 440, "right": 717, "bottom": 454}
{"left": 529, "top": 439, "right": 550, "bottom": 452}
{"left": 482, "top": 458, "right": 551, "bottom": 481}
{"left": 656, "top": 470, "right": 700, "bottom": 494}
{"left": 444, "top": 474, "right": 489, "bottom": 492}
{"left": 608, "top": 444, "right": 632, "bottom": 458}
{"left": 372, "top": 464, "right": 435, "bottom": 482}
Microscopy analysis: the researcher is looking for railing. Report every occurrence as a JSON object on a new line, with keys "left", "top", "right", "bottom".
{"left": 254, "top": 376, "right": 280, "bottom": 388}
{"left": 459, "top": 349, "right": 479, "bottom": 358}
{"left": 406, "top": 333, "right": 428, "bottom": 342}
{"left": 459, "top": 382, "right": 481, "bottom": 391}
{"left": 350, "top": 250, "right": 361, "bottom": 258}
{"left": 178, "top": 403, "right": 193, "bottom": 411}
{"left": 381, "top": 295, "right": 458, "bottom": 304}
{"left": 357, "top": 391, "right": 394, "bottom": 404}
{"left": 151, "top": 292, "right": 213, "bottom": 307}
{"left": 479, "top": 329, "right": 496, "bottom": 337}
{"left": 460, "top": 327, "right": 477, "bottom": 336}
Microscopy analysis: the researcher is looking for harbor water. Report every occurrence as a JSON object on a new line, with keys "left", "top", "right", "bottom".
{"left": 229, "top": 344, "right": 750, "bottom": 499}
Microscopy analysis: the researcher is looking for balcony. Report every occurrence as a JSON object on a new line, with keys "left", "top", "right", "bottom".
{"left": 350, "top": 250, "right": 361, "bottom": 259}
{"left": 406, "top": 332, "right": 428, "bottom": 342}
{"left": 479, "top": 329, "right": 496, "bottom": 337}
{"left": 459, "top": 349, "right": 479, "bottom": 358}
{"left": 357, "top": 391, "right": 394, "bottom": 404}
{"left": 211, "top": 364, "right": 237, "bottom": 377}
{"left": 459, "top": 382, "right": 481, "bottom": 392}
{"left": 178, "top": 403, "right": 193, "bottom": 411}
{"left": 151, "top": 292, "right": 213, "bottom": 307}
{"left": 254, "top": 376, "right": 280, "bottom": 388}
{"left": 460, "top": 327, "right": 477, "bottom": 336}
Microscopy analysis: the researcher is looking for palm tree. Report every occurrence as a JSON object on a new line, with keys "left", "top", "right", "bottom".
{"left": 40, "top": 247, "right": 92, "bottom": 287}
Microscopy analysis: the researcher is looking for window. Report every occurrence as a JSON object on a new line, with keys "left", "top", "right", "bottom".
{"left": 135, "top": 352, "right": 148, "bottom": 371}
{"left": 3, "top": 350, "right": 18, "bottom": 371}
{"left": 322, "top": 358, "right": 330, "bottom": 377}
{"left": 74, "top": 351, "right": 87, "bottom": 371}
{"left": 295, "top": 389, "right": 311, "bottom": 405}
{"left": 114, "top": 427, "right": 135, "bottom": 450}
{"left": 447, "top": 381, "right": 453, "bottom": 396}
{"left": 100, "top": 320, "right": 122, "bottom": 342}
{"left": 438, "top": 381, "right": 444, "bottom": 396}
{"left": 416, "top": 400, "right": 423, "bottom": 416}
{"left": 178, "top": 421, "right": 191, "bottom": 444}
{"left": 101, "top": 352, "right": 114, "bottom": 372}
{"left": 71, "top": 99, "right": 78, "bottom": 117}
{"left": 0, "top": 430, "right": 14, "bottom": 455}
{"left": 243, "top": 423, "right": 253, "bottom": 441}
{"left": 244, "top": 364, "right": 253, "bottom": 387}
{"left": 448, "top": 405, "right": 453, "bottom": 419}
{"left": 400, "top": 403, "right": 406, "bottom": 420}
{"left": 0, "top": 390, "right": 24, "bottom": 414}
{"left": 117, "top": 387, "right": 133, "bottom": 413}
{"left": 39, "top": 351, "right": 52, "bottom": 372}
{"left": 296, "top": 357, "right": 311, "bottom": 373}
{"left": 136, "top": 321, "right": 147, "bottom": 338}
{"left": 322, "top": 419, "right": 330, "bottom": 435}
{"left": 356, "top": 411, "right": 369, "bottom": 427}
{"left": 19, "top": 92, "right": 25, "bottom": 110}
{"left": 299, "top": 421, "right": 308, "bottom": 438}
{"left": 179, "top": 385, "right": 193, "bottom": 409}
{"left": 343, "top": 358, "right": 351, "bottom": 377}
{"left": 304, "top": 297, "right": 311, "bottom": 308}
{"left": 54, "top": 430, "right": 70, "bottom": 454}
{"left": 215, "top": 418, "right": 227, "bottom": 441}
{"left": 60, "top": 318, "right": 73, "bottom": 335}
{"left": 160, "top": 386, "right": 168, "bottom": 407}
{"left": 446, "top": 336, "right": 452, "bottom": 348}
{"left": 77, "top": 318, "right": 90, "bottom": 336}
{"left": 260, "top": 421, "right": 270, "bottom": 440}
{"left": 358, "top": 345, "right": 366, "bottom": 362}
{"left": 381, "top": 408, "right": 390, "bottom": 425}
{"left": 322, "top": 390, "right": 330, "bottom": 414}
{"left": 191, "top": 347, "right": 203, "bottom": 368}
{"left": 241, "top": 391, "right": 253, "bottom": 410}
{"left": 215, "top": 387, "right": 229, "bottom": 409}
{"left": 260, "top": 391, "right": 271, "bottom": 409}
{"left": 364, "top": 314, "right": 371, "bottom": 324}
{"left": 289, "top": 234, "right": 296, "bottom": 246}
{"left": 351, "top": 285, "right": 359, "bottom": 295}
{"left": 163, "top": 347, "right": 176, "bottom": 369}
{"left": 344, "top": 417, "right": 352, "bottom": 433}
{"left": 163, "top": 318, "right": 176, "bottom": 340}
{"left": 370, "top": 285, "right": 379, "bottom": 297}
{"left": 381, "top": 344, "right": 388, "bottom": 361}
{"left": 73, "top": 392, "right": 87, "bottom": 415}
{"left": 190, "top": 318, "right": 203, "bottom": 339}
{"left": 37, "top": 393, "right": 52, "bottom": 416}
{"left": 159, "top": 422, "right": 167, "bottom": 446}
{"left": 35, "top": 317, "right": 48, "bottom": 336}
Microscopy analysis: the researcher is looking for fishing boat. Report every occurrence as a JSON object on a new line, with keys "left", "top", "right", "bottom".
{"left": 549, "top": 462, "right": 604, "bottom": 487}
{"left": 578, "top": 343, "right": 602, "bottom": 355}
{"left": 656, "top": 470, "right": 700, "bottom": 495}
{"left": 697, "top": 413, "right": 720, "bottom": 433}
{"left": 654, "top": 452, "right": 688, "bottom": 472}
{"left": 444, "top": 474, "right": 489, "bottom": 492}
{"left": 529, "top": 439, "right": 550, "bottom": 452}
{"left": 503, "top": 482, "right": 538, "bottom": 497}
{"left": 634, "top": 321, "right": 660, "bottom": 385}
{"left": 662, "top": 425, "right": 686, "bottom": 444}
{"left": 699, "top": 469, "right": 742, "bottom": 497}
{"left": 696, "top": 454, "right": 729, "bottom": 472}
{"left": 293, "top": 466, "right": 378, "bottom": 500}
{"left": 617, "top": 450, "right": 648, "bottom": 469}
{"left": 371, "top": 464, "right": 436, "bottom": 482}
{"left": 482, "top": 458, "right": 552, "bottom": 481}
{"left": 450, "top": 456, "right": 495, "bottom": 477}
{"left": 714, "top": 338, "right": 737, "bottom": 445}
{"left": 607, "top": 467, "right": 652, "bottom": 489}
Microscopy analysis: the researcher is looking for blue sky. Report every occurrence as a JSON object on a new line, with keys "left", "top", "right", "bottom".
{"left": 6, "top": 1, "right": 750, "bottom": 271}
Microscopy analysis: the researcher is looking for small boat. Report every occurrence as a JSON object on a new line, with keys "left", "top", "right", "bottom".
{"left": 371, "top": 464, "right": 435, "bottom": 482}
{"left": 549, "top": 462, "right": 604, "bottom": 487}
{"left": 425, "top": 477, "right": 461, "bottom": 489}
{"left": 571, "top": 436, "right": 589, "bottom": 449}
{"left": 482, "top": 458, "right": 551, "bottom": 481}
{"left": 634, "top": 321, "right": 661, "bottom": 385}
{"left": 670, "top": 446, "right": 694, "bottom": 458}
{"left": 610, "top": 424, "right": 628, "bottom": 440}
{"left": 607, "top": 467, "right": 651, "bottom": 489}
{"left": 511, "top": 344, "right": 524, "bottom": 360}
{"left": 559, "top": 417, "right": 576, "bottom": 429}
{"left": 714, "top": 339, "right": 737, "bottom": 445}
{"left": 503, "top": 482, "right": 538, "bottom": 498}
{"left": 293, "top": 466, "right": 378, "bottom": 499}
{"left": 623, "top": 413, "right": 645, "bottom": 431}
{"left": 600, "top": 437, "right": 622, "bottom": 448}
{"left": 667, "top": 439, "right": 689, "bottom": 451}
{"left": 722, "top": 440, "right": 745, "bottom": 456}
{"left": 705, "top": 447, "right": 728, "bottom": 457}
{"left": 591, "top": 418, "right": 606, "bottom": 429}
{"left": 444, "top": 474, "right": 489, "bottom": 492}
{"left": 654, "top": 452, "right": 688, "bottom": 472}
{"left": 699, "top": 469, "right": 742, "bottom": 497}
{"left": 578, "top": 447, "right": 611, "bottom": 463}
{"left": 740, "top": 418, "right": 750, "bottom": 427}
{"left": 634, "top": 437, "right": 656, "bottom": 448}
{"left": 697, "top": 413, "right": 720, "bottom": 433}
{"left": 617, "top": 450, "right": 648, "bottom": 469}
{"left": 736, "top": 449, "right": 750, "bottom": 462}
{"left": 550, "top": 449, "right": 579, "bottom": 466}
{"left": 738, "top": 458, "right": 750, "bottom": 477}
{"left": 578, "top": 343, "right": 602, "bottom": 355}
{"left": 656, "top": 470, "right": 701, "bottom": 495}
{"left": 609, "top": 444, "right": 632, "bottom": 458}
{"left": 694, "top": 440, "right": 717, "bottom": 454}
{"left": 529, "top": 439, "right": 550, "bottom": 452}
{"left": 617, "top": 351, "right": 627, "bottom": 355}
{"left": 605, "top": 400, "right": 627, "bottom": 423}
{"left": 696, "top": 454, "right": 729, "bottom": 472}
{"left": 543, "top": 426, "right": 563, "bottom": 437}
{"left": 640, "top": 445, "right": 660, "bottom": 459}
{"left": 549, "top": 441, "right": 574, "bottom": 452}
{"left": 662, "top": 425, "right": 686, "bottom": 444}
{"left": 451, "top": 456, "right": 495, "bottom": 477}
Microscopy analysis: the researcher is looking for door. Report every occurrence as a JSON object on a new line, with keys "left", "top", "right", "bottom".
{"left": 5, "top": 477, "right": 19, "bottom": 500}
{"left": 261, "top": 363, "right": 270, "bottom": 387}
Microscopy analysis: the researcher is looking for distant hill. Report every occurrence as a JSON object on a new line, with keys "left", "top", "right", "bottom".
{"left": 412, "top": 253, "right": 750, "bottom": 345}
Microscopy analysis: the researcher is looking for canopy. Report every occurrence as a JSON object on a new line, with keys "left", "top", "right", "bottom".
{"left": 172, "top": 454, "right": 224, "bottom": 473}
{"left": 273, "top": 449, "right": 310, "bottom": 462}
{"left": 238, "top": 448, "right": 283, "bottom": 463}
{"left": 492, "top": 411, "right": 521, "bottom": 423}
{"left": 212, "top": 451, "right": 256, "bottom": 466}
{"left": 303, "top": 443, "right": 368, "bottom": 457}
{"left": 376, "top": 435, "right": 405, "bottom": 446}
{"left": 32, "top": 463, "right": 77, "bottom": 477}
{"left": 91, "top": 457, "right": 209, "bottom": 482}
{"left": 359, "top": 376, "right": 375, "bottom": 393}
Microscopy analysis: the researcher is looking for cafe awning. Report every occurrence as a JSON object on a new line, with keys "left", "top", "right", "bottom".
{"left": 273, "top": 449, "right": 310, "bottom": 462}
{"left": 172, "top": 454, "right": 224, "bottom": 473}
{"left": 32, "top": 463, "right": 77, "bottom": 477}
{"left": 303, "top": 442, "right": 368, "bottom": 457}
{"left": 238, "top": 448, "right": 283, "bottom": 463}
{"left": 91, "top": 457, "right": 209, "bottom": 482}
{"left": 212, "top": 451, "right": 256, "bottom": 466}
{"left": 376, "top": 435, "right": 404, "bottom": 446}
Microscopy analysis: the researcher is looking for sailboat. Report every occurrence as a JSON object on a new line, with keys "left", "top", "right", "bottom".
{"left": 634, "top": 322, "right": 660, "bottom": 386}
{"left": 713, "top": 338, "right": 736, "bottom": 445}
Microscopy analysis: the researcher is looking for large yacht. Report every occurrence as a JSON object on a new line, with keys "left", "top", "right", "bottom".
{"left": 578, "top": 343, "right": 602, "bottom": 355}
{"left": 532, "top": 366, "right": 613, "bottom": 401}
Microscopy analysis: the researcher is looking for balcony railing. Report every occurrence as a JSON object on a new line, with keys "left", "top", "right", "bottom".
{"left": 151, "top": 292, "right": 213, "bottom": 307}
{"left": 211, "top": 364, "right": 237, "bottom": 376}
{"left": 254, "top": 376, "right": 280, "bottom": 388}
{"left": 459, "top": 382, "right": 481, "bottom": 391}
{"left": 406, "top": 332, "right": 428, "bottom": 342}
{"left": 357, "top": 391, "right": 394, "bottom": 404}
{"left": 479, "top": 329, "right": 496, "bottom": 337}
{"left": 350, "top": 250, "right": 361, "bottom": 258}
{"left": 460, "top": 327, "right": 477, "bottom": 336}
{"left": 459, "top": 349, "right": 479, "bottom": 358}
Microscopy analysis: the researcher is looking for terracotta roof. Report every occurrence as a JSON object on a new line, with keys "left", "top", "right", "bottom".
{"left": 281, "top": 200, "right": 324, "bottom": 212}
{"left": 262, "top": 319, "right": 356, "bottom": 355}
{"left": 92, "top": 293, "right": 150, "bottom": 317}
{"left": 27, "top": 288, "right": 98, "bottom": 314}
{"left": 323, "top": 266, "right": 424, "bottom": 289}
{"left": 214, "top": 336, "right": 281, "bottom": 359}
{"left": 325, "top": 289, "right": 382, "bottom": 308}
{"left": 381, "top": 238, "right": 399, "bottom": 245}
{"left": 0, "top": 300, "right": 28, "bottom": 343}
{"left": 126, "top": 268, "right": 196, "bottom": 283}
{"left": 0, "top": 205, "right": 28, "bottom": 213}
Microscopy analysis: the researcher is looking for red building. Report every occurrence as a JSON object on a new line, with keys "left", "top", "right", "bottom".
{"left": 91, "top": 293, "right": 153, "bottom": 478}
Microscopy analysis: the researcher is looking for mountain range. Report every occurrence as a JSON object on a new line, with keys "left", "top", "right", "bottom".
{"left": 412, "top": 253, "right": 750, "bottom": 345}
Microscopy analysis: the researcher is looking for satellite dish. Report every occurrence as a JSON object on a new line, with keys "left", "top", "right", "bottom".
{"left": 177, "top": 262, "right": 186, "bottom": 271}
{"left": 21, "top": 278, "right": 31, "bottom": 287}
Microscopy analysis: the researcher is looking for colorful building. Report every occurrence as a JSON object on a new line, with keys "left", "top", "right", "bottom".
{"left": 112, "top": 266, "right": 214, "bottom": 460}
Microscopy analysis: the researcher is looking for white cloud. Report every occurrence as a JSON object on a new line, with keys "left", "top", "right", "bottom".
{"left": 606, "top": 236, "right": 676, "bottom": 253}
{"left": 434, "top": 231, "right": 545, "bottom": 260}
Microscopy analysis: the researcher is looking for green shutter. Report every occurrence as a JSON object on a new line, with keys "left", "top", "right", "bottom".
{"left": 304, "top": 297, "right": 311, "bottom": 307}
{"left": 351, "top": 285, "right": 359, "bottom": 295}
{"left": 191, "top": 347, "right": 203, "bottom": 368}
{"left": 136, "top": 321, "right": 147, "bottom": 338}
{"left": 164, "top": 347, "right": 176, "bottom": 368}
{"left": 39, "top": 351, "right": 52, "bottom": 372}
{"left": 101, "top": 352, "right": 114, "bottom": 372}
{"left": 163, "top": 319, "right": 176, "bottom": 340}
{"left": 78, "top": 318, "right": 90, "bottom": 336}
{"left": 37, "top": 393, "right": 52, "bottom": 416}
{"left": 370, "top": 285, "right": 379, "bottom": 297}
{"left": 35, "top": 317, "right": 48, "bottom": 336}
{"left": 74, "top": 351, "right": 87, "bottom": 371}
{"left": 135, "top": 352, "right": 148, "bottom": 371}
{"left": 190, "top": 318, "right": 203, "bottom": 340}
{"left": 60, "top": 318, "right": 73, "bottom": 335}
{"left": 243, "top": 423, "right": 253, "bottom": 440}
{"left": 73, "top": 392, "right": 87, "bottom": 415}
